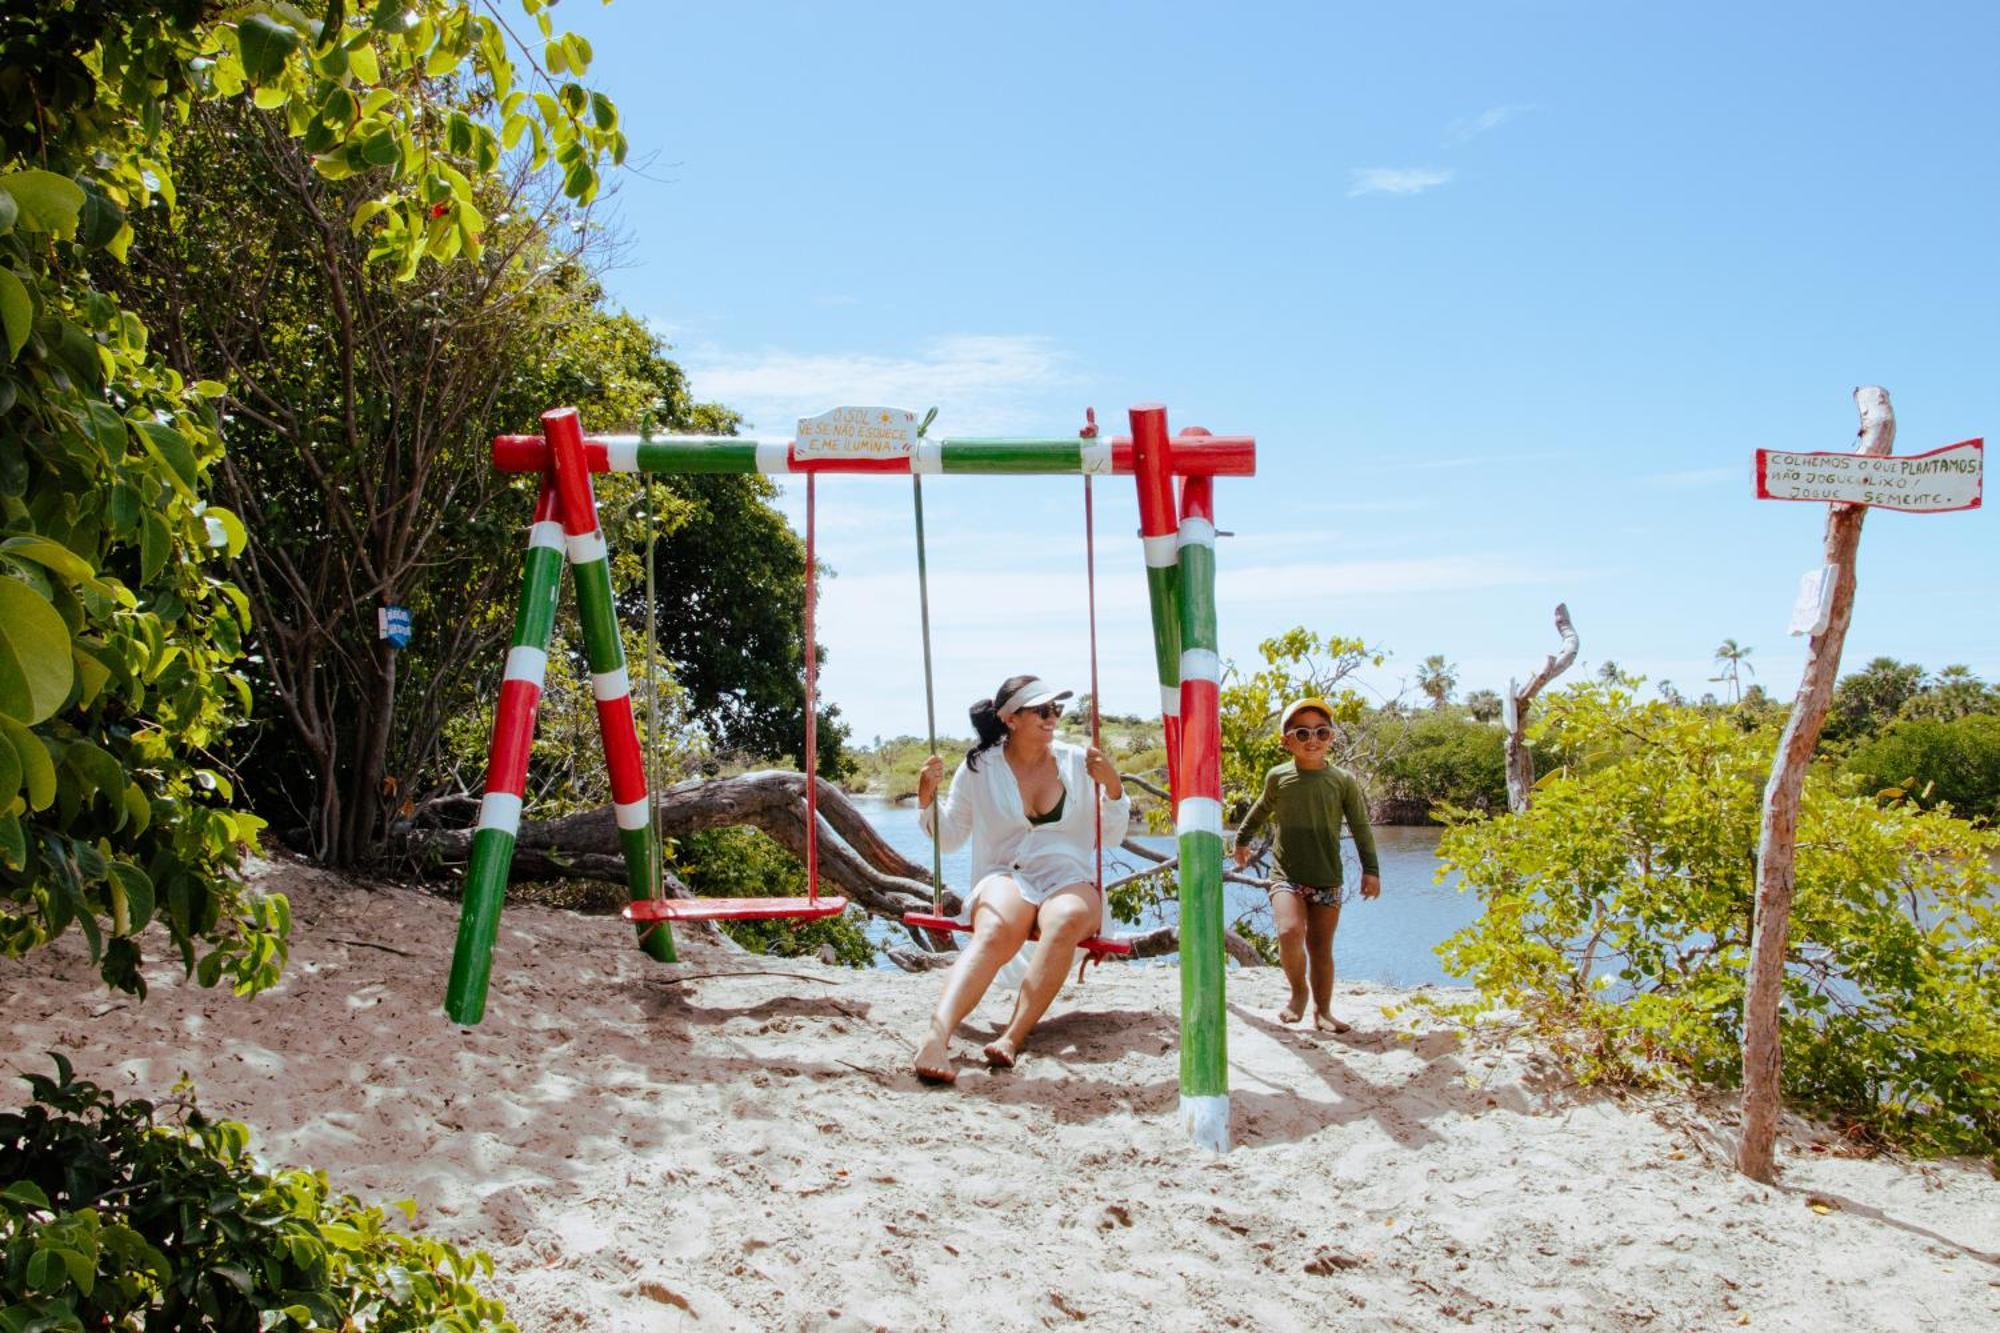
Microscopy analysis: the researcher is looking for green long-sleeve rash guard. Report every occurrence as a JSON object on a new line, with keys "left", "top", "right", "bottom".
{"left": 1233, "top": 761, "right": 1379, "bottom": 888}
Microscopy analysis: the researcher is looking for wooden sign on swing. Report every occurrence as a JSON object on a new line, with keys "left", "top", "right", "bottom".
{"left": 795, "top": 405, "right": 920, "bottom": 461}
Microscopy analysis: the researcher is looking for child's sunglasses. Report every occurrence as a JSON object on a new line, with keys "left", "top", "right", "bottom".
{"left": 1285, "top": 724, "right": 1335, "bottom": 742}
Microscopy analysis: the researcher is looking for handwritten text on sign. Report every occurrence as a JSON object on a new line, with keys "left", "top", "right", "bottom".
{"left": 795, "top": 406, "right": 919, "bottom": 460}
{"left": 1753, "top": 439, "right": 1983, "bottom": 513}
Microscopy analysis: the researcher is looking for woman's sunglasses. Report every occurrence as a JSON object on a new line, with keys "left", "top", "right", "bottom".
{"left": 1020, "top": 702, "right": 1065, "bottom": 720}
{"left": 1285, "top": 724, "right": 1335, "bottom": 742}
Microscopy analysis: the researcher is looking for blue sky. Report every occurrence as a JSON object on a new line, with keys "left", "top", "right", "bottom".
{"left": 551, "top": 1, "right": 1997, "bottom": 744}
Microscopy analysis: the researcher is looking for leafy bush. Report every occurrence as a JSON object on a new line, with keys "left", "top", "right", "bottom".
{"left": 0, "top": 1056, "right": 510, "bottom": 1331}
{"left": 1373, "top": 713, "right": 1507, "bottom": 816}
{"left": 1432, "top": 685, "right": 2000, "bottom": 1158}
{"left": 673, "top": 827, "right": 876, "bottom": 966}
{"left": 1844, "top": 713, "right": 2000, "bottom": 826}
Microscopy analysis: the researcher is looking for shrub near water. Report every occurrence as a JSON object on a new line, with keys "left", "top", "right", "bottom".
{"left": 1432, "top": 685, "right": 2000, "bottom": 1159}
{"left": 0, "top": 1057, "right": 509, "bottom": 1332}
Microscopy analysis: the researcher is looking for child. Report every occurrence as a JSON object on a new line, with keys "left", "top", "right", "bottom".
{"left": 1231, "top": 697, "right": 1381, "bottom": 1031}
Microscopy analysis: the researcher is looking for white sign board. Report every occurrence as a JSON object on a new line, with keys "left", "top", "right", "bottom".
{"left": 795, "top": 406, "right": 919, "bottom": 461}
{"left": 1786, "top": 565, "right": 1836, "bottom": 637}
{"left": 1753, "top": 438, "right": 1983, "bottom": 513}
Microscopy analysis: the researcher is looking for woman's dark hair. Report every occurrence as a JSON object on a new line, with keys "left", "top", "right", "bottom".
{"left": 966, "top": 674, "right": 1037, "bottom": 770}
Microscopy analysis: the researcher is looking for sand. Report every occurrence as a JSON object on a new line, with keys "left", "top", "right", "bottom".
{"left": 4, "top": 855, "right": 1995, "bottom": 1331}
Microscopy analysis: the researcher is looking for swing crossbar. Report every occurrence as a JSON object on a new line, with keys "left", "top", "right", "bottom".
{"left": 625, "top": 896, "right": 850, "bottom": 924}
{"left": 900, "top": 911, "right": 1134, "bottom": 957}
{"left": 491, "top": 433, "right": 1254, "bottom": 477}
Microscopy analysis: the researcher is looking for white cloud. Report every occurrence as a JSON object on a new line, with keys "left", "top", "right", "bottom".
{"left": 1446, "top": 104, "right": 1529, "bottom": 144}
{"left": 683, "top": 334, "right": 1076, "bottom": 437}
{"left": 1347, "top": 167, "right": 1454, "bottom": 198}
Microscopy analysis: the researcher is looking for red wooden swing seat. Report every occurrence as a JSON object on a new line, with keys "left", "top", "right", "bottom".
{"left": 900, "top": 911, "right": 1133, "bottom": 958}
{"left": 625, "top": 896, "right": 849, "bottom": 925}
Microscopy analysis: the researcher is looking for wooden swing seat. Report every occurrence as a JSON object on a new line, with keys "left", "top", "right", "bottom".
{"left": 900, "top": 911, "right": 1133, "bottom": 958}
{"left": 625, "top": 896, "right": 849, "bottom": 924}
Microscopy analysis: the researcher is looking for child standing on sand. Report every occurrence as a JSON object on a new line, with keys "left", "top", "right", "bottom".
{"left": 1231, "top": 697, "right": 1381, "bottom": 1032}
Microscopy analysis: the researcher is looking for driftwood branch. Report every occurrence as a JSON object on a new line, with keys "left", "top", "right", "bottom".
{"left": 1736, "top": 386, "right": 1895, "bottom": 1182}
{"left": 408, "top": 771, "right": 1267, "bottom": 965}
{"left": 1505, "top": 602, "right": 1580, "bottom": 813}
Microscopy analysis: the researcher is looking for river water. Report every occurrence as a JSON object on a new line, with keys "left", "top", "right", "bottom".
{"left": 855, "top": 799, "right": 1482, "bottom": 986}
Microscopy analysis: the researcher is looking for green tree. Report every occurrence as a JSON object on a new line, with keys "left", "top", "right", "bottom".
{"left": 1216, "top": 628, "right": 1383, "bottom": 817}
{"left": 1431, "top": 685, "right": 1999, "bottom": 1157}
{"left": 1827, "top": 656, "right": 1926, "bottom": 742}
{"left": 1374, "top": 712, "right": 1507, "bottom": 815}
{"left": 1464, "top": 688, "right": 1502, "bottom": 724}
{"left": 1711, "top": 638, "right": 1753, "bottom": 704}
{"left": 1415, "top": 653, "right": 1458, "bottom": 709}
{"left": 1899, "top": 664, "right": 1993, "bottom": 723}
{"left": 106, "top": 8, "right": 634, "bottom": 865}
{"left": 1845, "top": 713, "right": 2000, "bottom": 825}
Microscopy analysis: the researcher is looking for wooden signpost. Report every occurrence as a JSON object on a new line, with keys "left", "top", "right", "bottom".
{"left": 1734, "top": 388, "right": 1984, "bottom": 1182}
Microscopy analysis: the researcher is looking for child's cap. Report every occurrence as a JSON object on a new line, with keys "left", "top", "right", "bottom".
{"left": 1278, "top": 697, "right": 1335, "bottom": 735}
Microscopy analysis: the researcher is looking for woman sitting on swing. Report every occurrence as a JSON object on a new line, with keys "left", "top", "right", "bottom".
{"left": 911, "top": 673, "right": 1130, "bottom": 1084}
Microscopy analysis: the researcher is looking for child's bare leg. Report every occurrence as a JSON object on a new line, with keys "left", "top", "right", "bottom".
{"left": 1270, "top": 890, "right": 1310, "bottom": 1023}
{"left": 1307, "top": 899, "right": 1349, "bottom": 1033}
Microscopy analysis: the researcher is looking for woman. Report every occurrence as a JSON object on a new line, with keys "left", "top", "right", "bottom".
{"left": 911, "top": 674, "right": 1130, "bottom": 1084}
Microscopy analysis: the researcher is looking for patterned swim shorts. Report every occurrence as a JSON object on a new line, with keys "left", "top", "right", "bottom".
{"left": 1268, "top": 880, "right": 1344, "bottom": 909}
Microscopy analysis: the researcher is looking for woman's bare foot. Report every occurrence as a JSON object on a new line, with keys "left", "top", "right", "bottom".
{"left": 1279, "top": 992, "right": 1310, "bottom": 1024}
{"left": 913, "top": 1037, "right": 957, "bottom": 1085}
{"left": 982, "top": 1037, "right": 1019, "bottom": 1069}
{"left": 1313, "top": 1009, "right": 1352, "bottom": 1034}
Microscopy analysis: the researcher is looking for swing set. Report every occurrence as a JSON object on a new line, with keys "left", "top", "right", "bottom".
{"left": 443, "top": 402, "right": 1255, "bottom": 1151}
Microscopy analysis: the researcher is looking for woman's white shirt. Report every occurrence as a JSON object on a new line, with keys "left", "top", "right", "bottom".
{"left": 918, "top": 740, "right": 1131, "bottom": 904}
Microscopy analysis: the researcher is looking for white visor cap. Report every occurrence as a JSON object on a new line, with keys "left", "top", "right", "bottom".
{"left": 997, "top": 678, "right": 1075, "bottom": 717}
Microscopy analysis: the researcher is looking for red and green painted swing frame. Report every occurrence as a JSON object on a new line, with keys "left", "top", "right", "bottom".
{"left": 446, "top": 404, "right": 1251, "bottom": 1151}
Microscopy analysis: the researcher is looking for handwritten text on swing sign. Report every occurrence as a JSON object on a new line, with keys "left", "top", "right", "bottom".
{"left": 795, "top": 406, "right": 920, "bottom": 460}
{"left": 1752, "top": 439, "right": 1983, "bottom": 513}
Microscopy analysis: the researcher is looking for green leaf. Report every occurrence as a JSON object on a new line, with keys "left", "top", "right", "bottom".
{"left": 348, "top": 40, "right": 381, "bottom": 83}
{"left": 238, "top": 15, "right": 302, "bottom": 83}
{"left": 0, "top": 715, "right": 54, "bottom": 810}
{"left": 0, "top": 186, "right": 16, "bottom": 235}
{"left": 0, "top": 535, "right": 97, "bottom": 583}
{"left": 138, "top": 422, "right": 199, "bottom": 492}
{"left": 201, "top": 507, "right": 247, "bottom": 558}
{"left": 0, "top": 170, "right": 86, "bottom": 236}
{"left": 140, "top": 511, "right": 169, "bottom": 583}
{"left": 109, "top": 862, "right": 155, "bottom": 934}
{"left": 0, "top": 267, "right": 30, "bottom": 361}
{"left": 1, "top": 1180, "right": 49, "bottom": 1208}
{"left": 0, "top": 578, "right": 74, "bottom": 725}
{"left": 0, "top": 812, "right": 21, "bottom": 870}
{"left": 64, "top": 738, "right": 123, "bottom": 805}
{"left": 0, "top": 725, "right": 20, "bottom": 810}
{"left": 75, "top": 182, "right": 124, "bottom": 250}
{"left": 123, "top": 782, "right": 151, "bottom": 837}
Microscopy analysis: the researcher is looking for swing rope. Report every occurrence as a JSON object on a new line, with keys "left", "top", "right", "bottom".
{"left": 1082, "top": 412, "right": 1104, "bottom": 900}
{"left": 804, "top": 471, "right": 821, "bottom": 904}
{"left": 912, "top": 472, "right": 944, "bottom": 911}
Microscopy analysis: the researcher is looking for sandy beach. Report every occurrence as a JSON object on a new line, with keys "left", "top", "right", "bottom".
{"left": 5, "top": 856, "right": 1995, "bottom": 1331}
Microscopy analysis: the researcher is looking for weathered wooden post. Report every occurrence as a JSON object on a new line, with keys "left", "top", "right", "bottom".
{"left": 1503, "top": 603, "right": 1579, "bottom": 814}
{"left": 1734, "top": 387, "right": 1984, "bottom": 1180}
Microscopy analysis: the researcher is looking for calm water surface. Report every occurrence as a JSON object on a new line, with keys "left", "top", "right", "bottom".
{"left": 855, "top": 799, "right": 1481, "bottom": 986}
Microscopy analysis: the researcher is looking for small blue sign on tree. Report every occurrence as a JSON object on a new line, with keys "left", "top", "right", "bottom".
{"left": 378, "top": 605, "right": 413, "bottom": 650}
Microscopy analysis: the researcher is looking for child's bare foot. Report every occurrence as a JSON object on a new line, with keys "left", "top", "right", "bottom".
{"left": 982, "top": 1037, "right": 1020, "bottom": 1069}
{"left": 913, "top": 1037, "right": 957, "bottom": 1085}
{"left": 1313, "top": 1009, "right": 1352, "bottom": 1034}
{"left": 1279, "top": 992, "right": 1310, "bottom": 1024}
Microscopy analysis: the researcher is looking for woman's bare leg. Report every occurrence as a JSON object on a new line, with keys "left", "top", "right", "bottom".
{"left": 913, "top": 876, "right": 1035, "bottom": 1082}
{"left": 1270, "top": 890, "right": 1310, "bottom": 1023}
{"left": 1306, "top": 900, "right": 1348, "bottom": 1033}
{"left": 986, "top": 882, "right": 1102, "bottom": 1067}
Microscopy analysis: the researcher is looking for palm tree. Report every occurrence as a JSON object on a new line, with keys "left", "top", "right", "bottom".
{"left": 1713, "top": 639, "right": 1755, "bottom": 704}
{"left": 1415, "top": 655, "right": 1458, "bottom": 710}
{"left": 1597, "top": 660, "right": 1623, "bottom": 684}
{"left": 1464, "top": 689, "right": 1502, "bottom": 723}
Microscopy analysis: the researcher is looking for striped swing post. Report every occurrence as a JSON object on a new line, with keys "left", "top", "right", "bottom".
{"left": 1173, "top": 468, "right": 1229, "bottom": 1153}
{"left": 545, "top": 408, "right": 675, "bottom": 964}
{"left": 1129, "top": 405, "right": 1184, "bottom": 802}
{"left": 445, "top": 477, "right": 565, "bottom": 1024}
